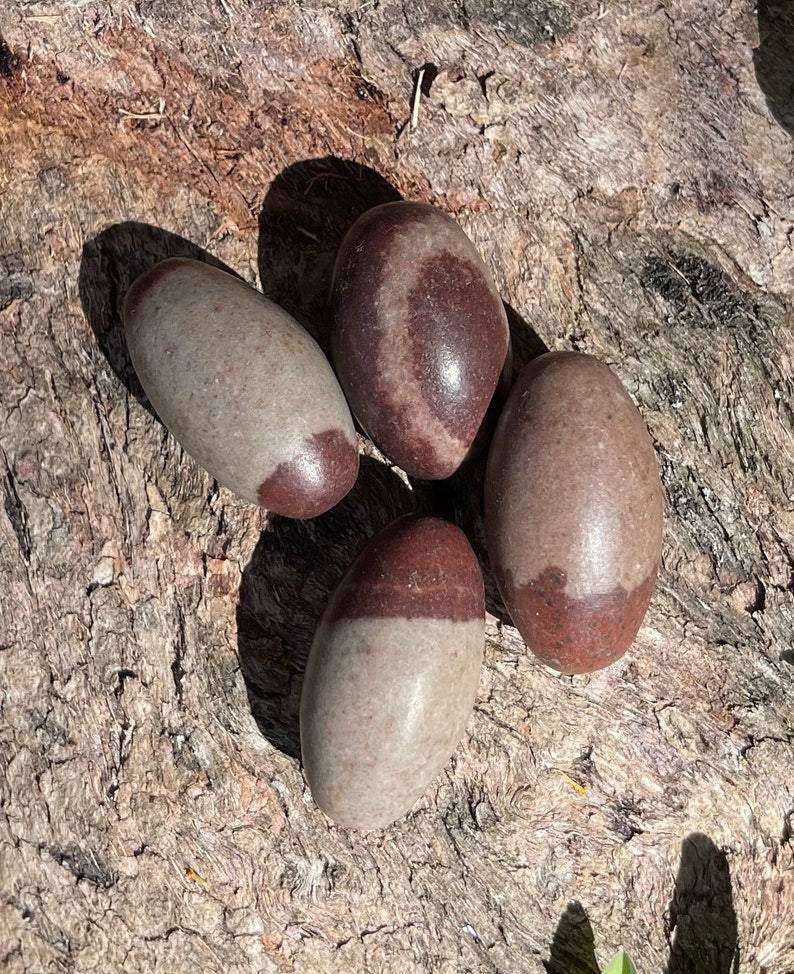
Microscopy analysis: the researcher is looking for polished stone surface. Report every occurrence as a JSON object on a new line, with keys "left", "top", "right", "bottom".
{"left": 330, "top": 202, "right": 510, "bottom": 480}
{"left": 124, "top": 258, "right": 358, "bottom": 517}
{"left": 300, "top": 515, "right": 485, "bottom": 829}
{"left": 485, "top": 351, "right": 664, "bottom": 673}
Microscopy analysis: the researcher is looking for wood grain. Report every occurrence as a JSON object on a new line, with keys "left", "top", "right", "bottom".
{"left": 1, "top": 1, "right": 792, "bottom": 971}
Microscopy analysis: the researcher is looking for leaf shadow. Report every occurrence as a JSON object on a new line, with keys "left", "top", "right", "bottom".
{"left": 545, "top": 900, "right": 600, "bottom": 974}
{"left": 665, "top": 832, "right": 739, "bottom": 974}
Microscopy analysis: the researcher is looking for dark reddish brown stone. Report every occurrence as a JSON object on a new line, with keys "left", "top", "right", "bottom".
{"left": 323, "top": 514, "right": 484, "bottom": 623}
{"left": 497, "top": 565, "right": 659, "bottom": 674}
{"left": 257, "top": 429, "right": 359, "bottom": 520}
{"left": 329, "top": 201, "right": 510, "bottom": 480}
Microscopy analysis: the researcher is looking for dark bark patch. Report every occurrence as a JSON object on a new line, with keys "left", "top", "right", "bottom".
{"left": 406, "top": 1, "right": 597, "bottom": 48}
{"left": 0, "top": 36, "right": 20, "bottom": 81}
{"left": 48, "top": 843, "right": 118, "bottom": 889}
{"left": 641, "top": 253, "right": 746, "bottom": 328}
{"left": 0, "top": 255, "right": 34, "bottom": 311}
{"left": 610, "top": 796, "right": 646, "bottom": 842}
{"left": 2, "top": 460, "right": 31, "bottom": 563}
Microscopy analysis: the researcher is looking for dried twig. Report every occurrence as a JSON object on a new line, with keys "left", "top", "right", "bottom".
{"left": 410, "top": 66, "right": 425, "bottom": 131}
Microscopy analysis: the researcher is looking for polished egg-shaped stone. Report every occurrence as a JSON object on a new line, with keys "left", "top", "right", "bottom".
{"left": 329, "top": 201, "right": 510, "bottom": 480}
{"left": 300, "top": 514, "right": 485, "bottom": 829}
{"left": 485, "top": 352, "right": 663, "bottom": 674}
{"left": 123, "top": 258, "right": 358, "bottom": 518}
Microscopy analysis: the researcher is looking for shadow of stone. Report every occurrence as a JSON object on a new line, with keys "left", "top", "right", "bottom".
{"left": 236, "top": 456, "right": 415, "bottom": 759}
{"left": 434, "top": 457, "right": 506, "bottom": 625}
{"left": 754, "top": 1, "right": 794, "bottom": 136}
{"left": 544, "top": 900, "right": 600, "bottom": 974}
{"left": 505, "top": 301, "right": 550, "bottom": 375}
{"left": 78, "top": 221, "right": 238, "bottom": 416}
{"left": 256, "top": 157, "right": 550, "bottom": 633}
{"left": 447, "top": 301, "right": 549, "bottom": 625}
{"left": 665, "top": 832, "right": 739, "bottom": 974}
{"left": 257, "top": 156, "right": 402, "bottom": 347}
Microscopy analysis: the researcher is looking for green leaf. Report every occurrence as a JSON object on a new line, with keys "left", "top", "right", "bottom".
{"left": 602, "top": 950, "right": 638, "bottom": 974}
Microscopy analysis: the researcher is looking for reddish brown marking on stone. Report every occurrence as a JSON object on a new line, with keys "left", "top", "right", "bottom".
{"left": 330, "top": 205, "right": 447, "bottom": 478}
{"left": 499, "top": 565, "right": 657, "bottom": 674}
{"left": 406, "top": 250, "right": 507, "bottom": 443}
{"left": 256, "top": 428, "right": 359, "bottom": 519}
{"left": 330, "top": 206, "right": 423, "bottom": 393}
{"left": 324, "top": 514, "right": 484, "bottom": 623}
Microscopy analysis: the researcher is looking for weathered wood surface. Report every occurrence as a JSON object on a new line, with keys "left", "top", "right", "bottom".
{"left": 1, "top": 1, "right": 793, "bottom": 971}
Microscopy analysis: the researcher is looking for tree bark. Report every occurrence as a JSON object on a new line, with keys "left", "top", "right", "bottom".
{"left": 1, "top": 1, "right": 792, "bottom": 972}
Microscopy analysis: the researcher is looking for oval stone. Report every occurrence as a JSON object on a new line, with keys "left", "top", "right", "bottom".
{"left": 300, "top": 515, "right": 485, "bottom": 829}
{"left": 123, "top": 258, "right": 359, "bottom": 518}
{"left": 485, "top": 351, "right": 664, "bottom": 674}
{"left": 329, "top": 201, "right": 510, "bottom": 480}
